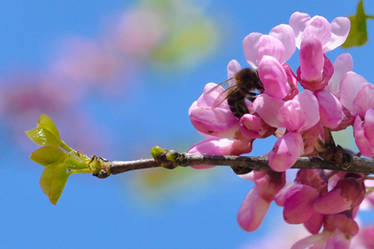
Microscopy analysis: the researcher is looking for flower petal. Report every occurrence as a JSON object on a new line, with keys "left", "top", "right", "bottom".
{"left": 280, "top": 90, "right": 320, "bottom": 132}
{"left": 268, "top": 132, "right": 304, "bottom": 172}
{"left": 303, "top": 15, "right": 331, "bottom": 47}
{"left": 354, "top": 114, "right": 374, "bottom": 157}
{"left": 243, "top": 32, "right": 262, "bottom": 69}
{"left": 353, "top": 82, "right": 374, "bottom": 117}
{"left": 227, "top": 59, "right": 242, "bottom": 86}
{"left": 283, "top": 183, "right": 320, "bottom": 224}
{"left": 289, "top": 12, "right": 311, "bottom": 49}
{"left": 239, "top": 113, "right": 275, "bottom": 139}
{"left": 299, "top": 37, "right": 324, "bottom": 82}
{"left": 339, "top": 72, "right": 367, "bottom": 115}
{"left": 324, "top": 17, "right": 351, "bottom": 52}
{"left": 258, "top": 56, "right": 290, "bottom": 99}
{"left": 269, "top": 24, "right": 296, "bottom": 63}
{"left": 256, "top": 35, "right": 285, "bottom": 65}
{"left": 253, "top": 93, "right": 284, "bottom": 128}
{"left": 304, "top": 212, "right": 324, "bottom": 234}
{"left": 326, "top": 53, "right": 353, "bottom": 98}
{"left": 188, "top": 138, "right": 233, "bottom": 169}
{"left": 315, "top": 89, "right": 343, "bottom": 129}
{"left": 237, "top": 188, "right": 271, "bottom": 232}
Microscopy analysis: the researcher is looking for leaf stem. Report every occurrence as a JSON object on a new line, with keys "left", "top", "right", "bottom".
{"left": 70, "top": 168, "right": 92, "bottom": 174}
{"left": 60, "top": 141, "right": 73, "bottom": 152}
{"left": 366, "top": 14, "right": 374, "bottom": 20}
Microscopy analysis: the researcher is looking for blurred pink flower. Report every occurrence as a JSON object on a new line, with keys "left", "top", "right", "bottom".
{"left": 52, "top": 38, "right": 125, "bottom": 87}
{"left": 111, "top": 8, "right": 166, "bottom": 58}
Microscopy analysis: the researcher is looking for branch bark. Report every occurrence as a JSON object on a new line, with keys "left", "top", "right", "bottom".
{"left": 95, "top": 152, "right": 374, "bottom": 178}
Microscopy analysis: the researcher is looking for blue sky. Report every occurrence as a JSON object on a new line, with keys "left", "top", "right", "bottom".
{"left": 1, "top": 1, "right": 374, "bottom": 249}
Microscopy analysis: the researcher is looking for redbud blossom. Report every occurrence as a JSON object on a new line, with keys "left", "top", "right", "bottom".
{"left": 283, "top": 183, "right": 320, "bottom": 224}
{"left": 188, "top": 138, "right": 252, "bottom": 169}
{"left": 238, "top": 171, "right": 285, "bottom": 231}
{"left": 313, "top": 177, "right": 365, "bottom": 214}
{"left": 243, "top": 23, "right": 295, "bottom": 69}
{"left": 268, "top": 132, "right": 304, "bottom": 172}
{"left": 239, "top": 114, "right": 275, "bottom": 139}
{"left": 314, "top": 89, "right": 343, "bottom": 129}
{"left": 188, "top": 11, "right": 374, "bottom": 246}
{"left": 326, "top": 53, "right": 353, "bottom": 98}
{"left": 258, "top": 55, "right": 291, "bottom": 99}
{"left": 354, "top": 111, "right": 374, "bottom": 157}
{"left": 227, "top": 59, "right": 242, "bottom": 86}
{"left": 189, "top": 83, "right": 239, "bottom": 138}
{"left": 290, "top": 12, "right": 350, "bottom": 52}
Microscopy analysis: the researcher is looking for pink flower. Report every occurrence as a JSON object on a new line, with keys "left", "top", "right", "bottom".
{"left": 297, "top": 48, "right": 334, "bottom": 91}
{"left": 189, "top": 83, "right": 239, "bottom": 138}
{"left": 283, "top": 183, "right": 320, "bottom": 224}
{"left": 268, "top": 132, "right": 304, "bottom": 172}
{"left": 255, "top": 91, "right": 320, "bottom": 171}
{"left": 355, "top": 225, "right": 374, "bottom": 249}
{"left": 289, "top": 12, "right": 350, "bottom": 53}
{"left": 339, "top": 72, "right": 369, "bottom": 115}
{"left": 313, "top": 177, "right": 365, "bottom": 214}
{"left": 292, "top": 214, "right": 358, "bottom": 249}
{"left": 304, "top": 212, "right": 324, "bottom": 234}
{"left": 291, "top": 230, "right": 350, "bottom": 249}
{"left": 314, "top": 89, "right": 343, "bottom": 129}
{"left": 253, "top": 93, "right": 284, "bottom": 128}
{"left": 353, "top": 110, "right": 374, "bottom": 157}
{"left": 279, "top": 90, "right": 320, "bottom": 132}
{"left": 243, "top": 24, "right": 297, "bottom": 99}
{"left": 239, "top": 113, "right": 275, "bottom": 139}
{"left": 111, "top": 8, "right": 166, "bottom": 57}
{"left": 326, "top": 53, "right": 353, "bottom": 98}
{"left": 291, "top": 12, "right": 349, "bottom": 91}
{"left": 243, "top": 24, "right": 295, "bottom": 69}
{"left": 188, "top": 138, "right": 252, "bottom": 169}
{"left": 238, "top": 171, "right": 285, "bottom": 231}
{"left": 227, "top": 59, "right": 242, "bottom": 86}
{"left": 52, "top": 38, "right": 124, "bottom": 85}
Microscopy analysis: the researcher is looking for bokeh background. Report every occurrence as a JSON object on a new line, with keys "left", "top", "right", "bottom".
{"left": 1, "top": 0, "right": 374, "bottom": 248}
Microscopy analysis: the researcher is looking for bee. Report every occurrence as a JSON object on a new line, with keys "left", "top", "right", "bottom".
{"left": 210, "top": 68, "right": 264, "bottom": 119}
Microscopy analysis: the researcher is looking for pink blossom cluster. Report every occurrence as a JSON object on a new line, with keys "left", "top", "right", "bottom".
{"left": 188, "top": 11, "right": 374, "bottom": 248}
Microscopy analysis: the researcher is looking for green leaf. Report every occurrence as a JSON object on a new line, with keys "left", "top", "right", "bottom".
{"left": 342, "top": 0, "right": 368, "bottom": 48}
{"left": 26, "top": 127, "right": 61, "bottom": 147}
{"left": 30, "top": 146, "right": 66, "bottom": 166}
{"left": 37, "top": 114, "right": 60, "bottom": 140}
{"left": 40, "top": 164, "right": 69, "bottom": 205}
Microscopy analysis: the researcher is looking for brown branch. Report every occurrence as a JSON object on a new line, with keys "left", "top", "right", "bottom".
{"left": 95, "top": 152, "right": 374, "bottom": 178}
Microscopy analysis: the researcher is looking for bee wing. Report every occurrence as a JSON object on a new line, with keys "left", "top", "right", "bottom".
{"left": 205, "top": 79, "right": 231, "bottom": 95}
{"left": 204, "top": 78, "right": 234, "bottom": 108}
{"left": 212, "top": 89, "right": 229, "bottom": 108}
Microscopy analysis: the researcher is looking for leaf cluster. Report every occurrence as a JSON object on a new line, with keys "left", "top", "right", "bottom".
{"left": 26, "top": 114, "right": 95, "bottom": 204}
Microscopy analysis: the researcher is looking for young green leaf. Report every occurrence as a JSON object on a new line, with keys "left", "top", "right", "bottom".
{"left": 342, "top": 0, "right": 367, "bottom": 48}
{"left": 40, "top": 163, "right": 70, "bottom": 205}
{"left": 30, "top": 146, "right": 66, "bottom": 166}
{"left": 37, "top": 114, "right": 60, "bottom": 140}
{"left": 26, "top": 127, "right": 61, "bottom": 147}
